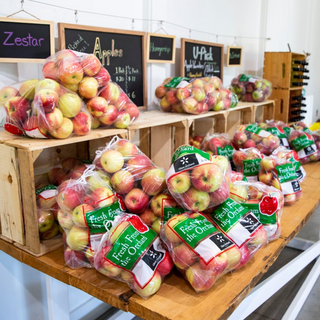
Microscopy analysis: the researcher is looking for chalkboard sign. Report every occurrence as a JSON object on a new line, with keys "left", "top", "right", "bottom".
{"left": 0, "top": 18, "right": 54, "bottom": 63}
{"left": 181, "top": 38, "right": 224, "bottom": 80}
{"left": 227, "top": 46, "right": 242, "bottom": 67}
{"left": 59, "top": 23, "right": 147, "bottom": 108}
{"left": 147, "top": 33, "right": 176, "bottom": 63}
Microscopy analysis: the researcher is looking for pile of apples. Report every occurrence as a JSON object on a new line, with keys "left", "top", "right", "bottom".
{"left": 93, "top": 139, "right": 166, "bottom": 214}
{"left": 202, "top": 133, "right": 235, "bottom": 161}
{"left": 43, "top": 50, "right": 139, "bottom": 129}
{"left": 258, "top": 157, "right": 302, "bottom": 206}
{"left": 94, "top": 214, "right": 174, "bottom": 298}
{"left": 230, "top": 74, "right": 272, "bottom": 102}
{"left": 233, "top": 124, "right": 280, "bottom": 155}
{"left": 160, "top": 212, "right": 242, "bottom": 292}
{"left": 189, "top": 135, "right": 204, "bottom": 149}
{"left": 311, "top": 130, "right": 320, "bottom": 159}
{"left": 258, "top": 121, "right": 290, "bottom": 149}
{"left": 288, "top": 130, "right": 319, "bottom": 164}
{"left": 155, "top": 76, "right": 237, "bottom": 115}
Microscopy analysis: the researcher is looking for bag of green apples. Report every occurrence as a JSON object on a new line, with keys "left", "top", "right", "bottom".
{"left": 43, "top": 49, "right": 140, "bottom": 129}
{"left": 272, "top": 146, "right": 306, "bottom": 182}
{"left": 288, "top": 129, "right": 319, "bottom": 164}
{"left": 207, "top": 198, "right": 268, "bottom": 268}
{"left": 233, "top": 123, "right": 280, "bottom": 155}
{"left": 56, "top": 165, "right": 125, "bottom": 269}
{"left": 160, "top": 212, "right": 242, "bottom": 292}
{"left": 94, "top": 213, "right": 174, "bottom": 299}
{"left": 1, "top": 77, "right": 93, "bottom": 139}
{"left": 166, "top": 145, "right": 229, "bottom": 212}
{"left": 93, "top": 137, "right": 167, "bottom": 215}
{"left": 232, "top": 147, "right": 263, "bottom": 182}
{"left": 229, "top": 181, "right": 284, "bottom": 241}
{"left": 258, "top": 156, "right": 302, "bottom": 206}
{"left": 230, "top": 74, "right": 272, "bottom": 102}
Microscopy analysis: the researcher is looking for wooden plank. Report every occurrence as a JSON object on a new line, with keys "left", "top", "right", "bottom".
{"left": 139, "top": 128, "right": 151, "bottom": 158}
{"left": 226, "top": 109, "right": 242, "bottom": 137}
{"left": 268, "top": 89, "right": 289, "bottom": 123}
{"left": 242, "top": 106, "right": 254, "bottom": 124}
{"left": 17, "top": 148, "right": 40, "bottom": 254}
{"left": 173, "top": 121, "right": 189, "bottom": 149}
{"left": 0, "top": 145, "right": 24, "bottom": 245}
{"left": 214, "top": 113, "right": 228, "bottom": 133}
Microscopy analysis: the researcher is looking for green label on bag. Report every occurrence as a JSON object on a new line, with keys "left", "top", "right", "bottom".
{"left": 107, "top": 224, "right": 156, "bottom": 271}
{"left": 242, "top": 202, "right": 276, "bottom": 224}
{"left": 243, "top": 158, "right": 261, "bottom": 176}
{"left": 217, "top": 145, "right": 234, "bottom": 160}
{"left": 239, "top": 74, "right": 259, "bottom": 82}
{"left": 283, "top": 126, "right": 291, "bottom": 137}
{"left": 303, "top": 127, "right": 312, "bottom": 134}
{"left": 289, "top": 156, "right": 301, "bottom": 171}
{"left": 171, "top": 214, "right": 216, "bottom": 248}
{"left": 85, "top": 201, "right": 124, "bottom": 234}
{"left": 276, "top": 163, "right": 296, "bottom": 183}
{"left": 164, "top": 77, "right": 190, "bottom": 88}
{"left": 212, "top": 198, "right": 250, "bottom": 233}
{"left": 291, "top": 135, "right": 313, "bottom": 151}
{"left": 163, "top": 207, "right": 185, "bottom": 224}
{"left": 172, "top": 145, "right": 211, "bottom": 163}
{"left": 246, "top": 124, "right": 261, "bottom": 135}
{"left": 266, "top": 127, "right": 286, "bottom": 138}
{"left": 35, "top": 184, "right": 57, "bottom": 195}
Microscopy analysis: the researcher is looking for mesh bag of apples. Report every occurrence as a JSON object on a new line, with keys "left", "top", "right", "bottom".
{"left": 42, "top": 50, "right": 139, "bottom": 129}
{"left": 155, "top": 76, "right": 238, "bottom": 115}
{"left": 56, "top": 166, "right": 126, "bottom": 269}
{"left": 0, "top": 78, "right": 92, "bottom": 139}
{"left": 262, "top": 120, "right": 290, "bottom": 149}
{"left": 94, "top": 213, "right": 174, "bottom": 299}
{"left": 230, "top": 74, "right": 272, "bottom": 102}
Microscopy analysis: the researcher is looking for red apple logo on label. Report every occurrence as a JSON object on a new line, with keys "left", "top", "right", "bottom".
{"left": 127, "top": 215, "right": 149, "bottom": 233}
{"left": 4, "top": 122, "right": 24, "bottom": 136}
{"left": 259, "top": 195, "right": 278, "bottom": 215}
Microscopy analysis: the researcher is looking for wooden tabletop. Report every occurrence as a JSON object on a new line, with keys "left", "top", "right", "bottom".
{"left": 1, "top": 162, "right": 319, "bottom": 319}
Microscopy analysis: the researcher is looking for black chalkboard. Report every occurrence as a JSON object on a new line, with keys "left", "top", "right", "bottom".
{"left": 227, "top": 46, "right": 242, "bottom": 66}
{"left": 181, "top": 38, "right": 224, "bottom": 80}
{"left": 59, "top": 23, "right": 147, "bottom": 108}
{"left": 147, "top": 33, "right": 176, "bottom": 63}
{"left": 0, "top": 18, "right": 54, "bottom": 63}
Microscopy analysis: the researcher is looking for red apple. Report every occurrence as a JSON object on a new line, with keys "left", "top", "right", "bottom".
{"left": 94, "top": 68, "right": 111, "bottom": 87}
{"left": 132, "top": 271, "right": 162, "bottom": 298}
{"left": 57, "top": 209, "right": 74, "bottom": 230}
{"left": 0, "top": 86, "right": 19, "bottom": 106}
{"left": 182, "top": 97, "right": 198, "bottom": 114}
{"left": 58, "top": 60, "right": 83, "bottom": 85}
{"left": 100, "top": 149, "right": 124, "bottom": 173}
{"left": 58, "top": 93, "right": 82, "bottom": 118}
{"left": 100, "top": 82, "right": 120, "bottom": 104}
{"left": 98, "top": 104, "right": 118, "bottom": 126}
{"left": 61, "top": 158, "right": 83, "bottom": 173}
{"left": 157, "top": 251, "right": 174, "bottom": 276}
{"left": 42, "top": 61, "right": 59, "bottom": 82}
{"left": 111, "top": 170, "right": 134, "bottom": 194}
{"left": 64, "top": 246, "right": 87, "bottom": 268}
{"left": 185, "top": 262, "right": 216, "bottom": 292}
{"left": 38, "top": 210, "right": 55, "bottom": 233}
{"left": 57, "top": 184, "right": 84, "bottom": 212}
{"left": 166, "top": 90, "right": 178, "bottom": 105}
{"left": 114, "top": 111, "right": 131, "bottom": 129}
{"left": 40, "top": 108, "right": 63, "bottom": 130}
{"left": 150, "top": 193, "right": 176, "bottom": 217}
{"left": 183, "top": 187, "right": 210, "bottom": 212}
{"left": 243, "top": 139, "right": 256, "bottom": 149}
{"left": 126, "top": 154, "right": 153, "bottom": 179}
{"left": 114, "top": 92, "right": 129, "bottom": 110}
{"left": 40, "top": 221, "right": 59, "bottom": 240}
{"left": 5, "top": 96, "right": 30, "bottom": 122}
{"left": 34, "top": 89, "right": 59, "bottom": 113}
{"left": 141, "top": 168, "right": 166, "bottom": 196}
{"left": 125, "top": 103, "right": 139, "bottom": 121}
{"left": 66, "top": 225, "right": 89, "bottom": 251}
{"left": 81, "top": 54, "right": 101, "bottom": 76}
{"left": 124, "top": 188, "right": 149, "bottom": 213}
{"left": 234, "top": 245, "right": 251, "bottom": 270}
{"left": 72, "top": 112, "right": 91, "bottom": 136}
{"left": 199, "top": 252, "right": 228, "bottom": 276}
{"left": 191, "top": 164, "right": 223, "bottom": 193}
{"left": 160, "top": 96, "right": 172, "bottom": 112}
{"left": 72, "top": 203, "right": 95, "bottom": 227}
{"left": 69, "top": 164, "right": 87, "bottom": 179}
{"left": 155, "top": 86, "right": 168, "bottom": 99}
{"left": 91, "top": 186, "right": 115, "bottom": 209}
{"left": 78, "top": 77, "right": 99, "bottom": 99}
{"left": 225, "top": 246, "right": 242, "bottom": 270}
{"left": 23, "top": 116, "right": 47, "bottom": 137}
{"left": 49, "top": 117, "right": 73, "bottom": 139}
{"left": 139, "top": 208, "right": 158, "bottom": 226}
{"left": 47, "top": 167, "right": 67, "bottom": 186}
{"left": 167, "top": 171, "right": 191, "bottom": 194}
{"left": 19, "top": 79, "right": 39, "bottom": 100}
{"left": 173, "top": 243, "right": 199, "bottom": 270}
{"left": 116, "top": 140, "right": 139, "bottom": 157}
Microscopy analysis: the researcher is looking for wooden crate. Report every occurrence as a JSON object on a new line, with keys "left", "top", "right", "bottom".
{"left": 0, "top": 128, "right": 127, "bottom": 256}
{"left": 127, "top": 110, "right": 189, "bottom": 170}
{"left": 253, "top": 100, "right": 275, "bottom": 123}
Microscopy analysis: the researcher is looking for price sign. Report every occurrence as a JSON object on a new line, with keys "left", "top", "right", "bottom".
{"left": 147, "top": 33, "right": 176, "bottom": 63}
{"left": 227, "top": 46, "right": 242, "bottom": 67}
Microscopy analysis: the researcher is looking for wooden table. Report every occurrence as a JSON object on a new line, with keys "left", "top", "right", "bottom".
{"left": 1, "top": 162, "right": 320, "bottom": 319}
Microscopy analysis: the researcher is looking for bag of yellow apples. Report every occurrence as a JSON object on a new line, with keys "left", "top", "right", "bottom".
{"left": 94, "top": 213, "right": 174, "bottom": 299}
{"left": 93, "top": 137, "right": 167, "bottom": 215}
{"left": 43, "top": 49, "right": 139, "bottom": 129}
{"left": 56, "top": 166, "right": 125, "bottom": 269}
{"left": 160, "top": 212, "right": 242, "bottom": 292}
{"left": 229, "top": 181, "right": 284, "bottom": 241}
{"left": 1, "top": 78, "right": 92, "bottom": 139}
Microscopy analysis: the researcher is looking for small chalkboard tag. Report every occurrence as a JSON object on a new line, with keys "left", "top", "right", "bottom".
{"left": 147, "top": 33, "right": 176, "bottom": 64}
{"left": 0, "top": 18, "right": 54, "bottom": 63}
{"left": 227, "top": 46, "right": 242, "bottom": 67}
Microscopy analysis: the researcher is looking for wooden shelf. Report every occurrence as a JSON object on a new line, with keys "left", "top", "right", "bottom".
{"left": 0, "top": 162, "right": 319, "bottom": 320}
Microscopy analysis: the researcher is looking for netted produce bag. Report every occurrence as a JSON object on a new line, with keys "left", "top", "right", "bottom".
{"left": 233, "top": 123, "right": 280, "bottom": 155}
{"left": 42, "top": 49, "right": 139, "bottom": 129}
{"left": 207, "top": 198, "right": 268, "bottom": 269}
{"left": 160, "top": 212, "right": 242, "bottom": 292}
{"left": 93, "top": 137, "right": 166, "bottom": 215}
{"left": 230, "top": 74, "right": 272, "bottom": 102}
{"left": 94, "top": 213, "right": 173, "bottom": 298}
{"left": 258, "top": 156, "right": 302, "bottom": 206}
{"left": 166, "top": 145, "right": 229, "bottom": 212}
{"left": 155, "top": 76, "right": 237, "bottom": 114}
{"left": 228, "top": 181, "right": 284, "bottom": 241}
{"left": 56, "top": 166, "right": 125, "bottom": 269}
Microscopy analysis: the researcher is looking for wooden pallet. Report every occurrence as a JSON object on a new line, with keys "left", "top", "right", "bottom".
{"left": 0, "top": 128, "right": 127, "bottom": 256}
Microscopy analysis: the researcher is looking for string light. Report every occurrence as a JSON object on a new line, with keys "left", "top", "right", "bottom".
{"left": 27, "top": 0, "right": 271, "bottom": 41}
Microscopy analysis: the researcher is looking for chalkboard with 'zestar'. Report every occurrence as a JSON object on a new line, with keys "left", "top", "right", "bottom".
{"left": 59, "top": 23, "right": 147, "bottom": 108}
{"left": 0, "top": 18, "right": 55, "bottom": 63}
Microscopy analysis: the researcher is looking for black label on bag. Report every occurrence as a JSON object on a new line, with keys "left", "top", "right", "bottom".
{"left": 209, "top": 233, "right": 233, "bottom": 251}
{"left": 173, "top": 154, "right": 199, "bottom": 173}
{"left": 291, "top": 180, "right": 301, "bottom": 192}
{"left": 296, "top": 169, "right": 303, "bottom": 181}
{"left": 239, "top": 213, "right": 260, "bottom": 233}
{"left": 304, "top": 145, "right": 316, "bottom": 156}
{"left": 141, "top": 243, "right": 165, "bottom": 271}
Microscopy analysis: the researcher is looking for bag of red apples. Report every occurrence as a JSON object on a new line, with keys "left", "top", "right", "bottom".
{"left": 232, "top": 147, "right": 263, "bottom": 182}
{"left": 311, "top": 130, "right": 320, "bottom": 160}
{"left": 258, "top": 156, "right": 302, "bottom": 206}
{"left": 207, "top": 198, "right": 268, "bottom": 269}
{"left": 94, "top": 213, "right": 173, "bottom": 299}
{"left": 166, "top": 145, "right": 229, "bottom": 212}
{"left": 272, "top": 146, "right": 307, "bottom": 182}
{"left": 0, "top": 78, "right": 92, "bottom": 139}
{"left": 155, "top": 76, "right": 237, "bottom": 115}
{"left": 229, "top": 181, "right": 284, "bottom": 241}
{"left": 93, "top": 137, "right": 167, "bottom": 215}
{"left": 160, "top": 212, "right": 241, "bottom": 293}
{"left": 262, "top": 120, "right": 290, "bottom": 149}
{"left": 42, "top": 50, "right": 139, "bottom": 129}
{"left": 233, "top": 123, "right": 280, "bottom": 155}
{"left": 56, "top": 166, "right": 125, "bottom": 269}
{"left": 288, "top": 129, "right": 319, "bottom": 164}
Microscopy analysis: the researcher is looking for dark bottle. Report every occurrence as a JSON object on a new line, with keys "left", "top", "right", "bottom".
{"left": 292, "top": 96, "right": 306, "bottom": 101}
{"left": 292, "top": 67, "right": 309, "bottom": 72}
{"left": 291, "top": 110, "right": 307, "bottom": 115}
{"left": 289, "top": 116, "right": 305, "bottom": 122}
{"left": 293, "top": 75, "right": 310, "bottom": 79}
{"left": 292, "top": 82, "right": 308, "bottom": 86}
{"left": 293, "top": 60, "right": 309, "bottom": 66}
